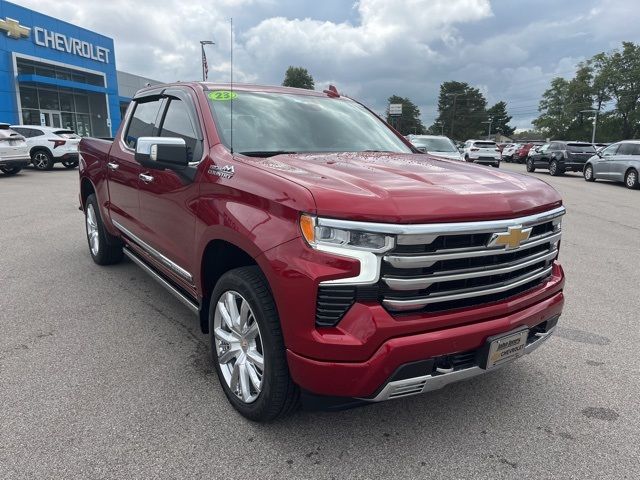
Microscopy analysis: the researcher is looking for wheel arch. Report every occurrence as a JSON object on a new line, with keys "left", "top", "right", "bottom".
{"left": 198, "top": 238, "right": 273, "bottom": 334}
{"left": 80, "top": 177, "right": 96, "bottom": 210}
{"left": 29, "top": 146, "right": 53, "bottom": 158}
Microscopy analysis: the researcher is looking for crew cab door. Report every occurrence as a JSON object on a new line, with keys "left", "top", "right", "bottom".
{"left": 107, "top": 97, "right": 163, "bottom": 237}
{"left": 137, "top": 89, "right": 204, "bottom": 293}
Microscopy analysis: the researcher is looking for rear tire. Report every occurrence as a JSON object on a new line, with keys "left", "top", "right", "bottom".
{"left": 526, "top": 158, "right": 535, "bottom": 172}
{"left": 32, "top": 150, "right": 54, "bottom": 170}
{"left": 84, "top": 194, "right": 123, "bottom": 265}
{"left": 209, "top": 266, "right": 299, "bottom": 421}
{"left": 584, "top": 164, "right": 595, "bottom": 182}
{"left": 0, "top": 166, "right": 22, "bottom": 175}
{"left": 625, "top": 169, "right": 639, "bottom": 189}
{"left": 62, "top": 160, "right": 78, "bottom": 169}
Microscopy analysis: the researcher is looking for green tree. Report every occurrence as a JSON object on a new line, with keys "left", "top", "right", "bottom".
{"left": 432, "top": 81, "right": 488, "bottom": 140}
{"left": 385, "top": 95, "right": 425, "bottom": 135}
{"left": 533, "top": 77, "right": 572, "bottom": 137}
{"left": 594, "top": 42, "right": 640, "bottom": 138}
{"left": 486, "top": 101, "right": 515, "bottom": 137}
{"left": 282, "top": 66, "right": 315, "bottom": 90}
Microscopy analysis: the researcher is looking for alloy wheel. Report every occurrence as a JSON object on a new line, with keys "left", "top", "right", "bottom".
{"left": 213, "top": 291, "right": 264, "bottom": 404}
{"left": 626, "top": 170, "right": 638, "bottom": 188}
{"left": 585, "top": 166, "right": 593, "bottom": 180}
{"left": 86, "top": 204, "right": 100, "bottom": 256}
{"left": 33, "top": 152, "right": 49, "bottom": 169}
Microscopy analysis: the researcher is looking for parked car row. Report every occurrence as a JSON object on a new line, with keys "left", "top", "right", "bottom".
{"left": 0, "top": 124, "right": 80, "bottom": 175}
{"left": 522, "top": 139, "right": 640, "bottom": 190}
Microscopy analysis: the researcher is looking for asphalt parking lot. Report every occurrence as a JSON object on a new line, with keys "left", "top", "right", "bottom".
{"left": 1, "top": 162, "right": 639, "bottom": 479}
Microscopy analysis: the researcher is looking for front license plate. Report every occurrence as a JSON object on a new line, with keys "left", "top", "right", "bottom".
{"left": 484, "top": 329, "right": 528, "bottom": 370}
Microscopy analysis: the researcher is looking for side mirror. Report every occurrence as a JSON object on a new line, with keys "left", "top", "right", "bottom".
{"left": 135, "top": 137, "right": 188, "bottom": 170}
{"left": 596, "top": 150, "right": 603, "bottom": 158}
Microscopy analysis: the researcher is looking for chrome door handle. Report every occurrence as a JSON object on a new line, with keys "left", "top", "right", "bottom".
{"left": 107, "top": 162, "right": 119, "bottom": 170}
{"left": 139, "top": 173, "right": 154, "bottom": 183}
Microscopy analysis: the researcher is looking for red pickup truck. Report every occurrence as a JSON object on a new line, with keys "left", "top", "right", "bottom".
{"left": 78, "top": 82, "right": 565, "bottom": 421}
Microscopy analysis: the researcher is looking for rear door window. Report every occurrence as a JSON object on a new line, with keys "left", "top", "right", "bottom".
{"left": 616, "top": 143, "right": 636, "bottom": 155}
{"left": 124, "top": 99, "right": 162, "bottom": 149}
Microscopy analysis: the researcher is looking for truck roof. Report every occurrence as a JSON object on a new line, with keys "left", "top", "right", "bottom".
{"left": 134, "top": 81, "right": 335, "bottom": 99}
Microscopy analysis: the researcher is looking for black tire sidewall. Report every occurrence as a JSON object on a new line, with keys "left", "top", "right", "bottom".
{"left": 1, "top": 167, "right": 21, "bottom": 175}
{"left": 584, "top": 165, "right": 594, "bottom": 181}
{"left": 62, "top": 161, "right": 78, "bottom": 169}
{"left": 526, "top": 159, "right": 535, "bottom": 172}
{"left": 209, "top": 267, "right": 294, "bottom": 421}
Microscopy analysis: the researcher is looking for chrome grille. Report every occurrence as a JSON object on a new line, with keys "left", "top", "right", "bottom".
{"left": 380, "top": 208, "right": 563, "bottom": 313}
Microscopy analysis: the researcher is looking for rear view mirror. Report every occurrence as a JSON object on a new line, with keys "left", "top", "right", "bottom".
{"left": 135, "top": 137, "right": 188, "bottom": 170}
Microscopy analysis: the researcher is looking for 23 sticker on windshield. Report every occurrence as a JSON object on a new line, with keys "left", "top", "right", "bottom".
{"left": 208, "top": 91, "right": 237, "bottom": 101}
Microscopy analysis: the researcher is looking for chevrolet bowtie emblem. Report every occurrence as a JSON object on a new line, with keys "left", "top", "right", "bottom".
{"left": 0, "top": 17, "right": 30, "bottom": 39}
{"left": 488, "top": 225, "right": 532, "bottom": 250}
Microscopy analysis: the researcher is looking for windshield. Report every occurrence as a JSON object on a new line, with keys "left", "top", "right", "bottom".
{"left": 567, "top": 143, "right": 595, "bottom": 153}
{"left": 207, "top": 91, "right": 411, "bottom": 155}
{"left": 411, "top": 137, "right": 457, "bottom": 152}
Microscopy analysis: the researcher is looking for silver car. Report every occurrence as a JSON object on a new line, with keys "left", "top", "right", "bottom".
{"left": 407, "top": 135, "right": 463, "bottom": 161}
{"left": 583, "top": 140, "right": 640, "bottom": 189}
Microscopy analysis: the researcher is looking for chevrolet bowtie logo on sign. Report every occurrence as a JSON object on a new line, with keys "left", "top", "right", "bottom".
{"left": 488, "top": 225, "right": 532, "bottom": 250}
{"left": 0, "top": 17, "right": 30, "bottom": 39}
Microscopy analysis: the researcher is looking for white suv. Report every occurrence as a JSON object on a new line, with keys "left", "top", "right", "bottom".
{"left": 463, "top": 140, "right": 501, "bottom": 167}
{"left": 10, "top": 125, "right": 81, "bottom": 170}
{"left": 0, "top": 123, "right": 30, "bottom": 175}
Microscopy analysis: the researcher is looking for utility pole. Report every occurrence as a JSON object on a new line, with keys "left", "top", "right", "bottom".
{"left": 482, "top": 117, "right": 493, "bottom": 140}
{"left": 580, "top": 108, "right": 599, "bottom": 143}
{"left": 200, "top": 40, "right": 215, "bottom": 81}
{"left": 445, "top": 92, "right": 461, "bottom": 139}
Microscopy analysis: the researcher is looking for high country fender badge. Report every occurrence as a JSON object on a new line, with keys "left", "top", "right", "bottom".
{"left": 208, "top": 164, "right": 235, "bottom": 179}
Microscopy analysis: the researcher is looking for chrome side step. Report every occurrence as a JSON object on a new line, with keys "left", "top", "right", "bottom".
{"left": 123, "top": 247, "right": 199, "bottom": 315}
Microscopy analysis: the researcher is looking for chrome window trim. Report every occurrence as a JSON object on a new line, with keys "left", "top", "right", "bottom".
{"left": 317, "top": 206, "right": 565, "bottom": 236}
{"left": 113, "top": 220, "right": 193, "bottom": 284}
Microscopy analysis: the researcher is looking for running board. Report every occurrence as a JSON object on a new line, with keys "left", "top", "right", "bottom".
{"left": 123, "top": 247, "right": 199, "bottom": 315}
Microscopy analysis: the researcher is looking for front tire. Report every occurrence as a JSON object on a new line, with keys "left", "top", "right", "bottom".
{"left": 526, "top": 158, "right": 535, "bottom": 172}
{"left": 584, "top": 164, "right": 595, "bottom": 182}
{"left": 625, "top": 169, "right": 639, "bottom": 189}
{"left": 209, "top": 266, "right": 299, "bottom": 421}
{"left": 32, "top": 150, "right": 54, "bottom": 170}
{"left": 549, "top": 159, "right": 563, "bottom": 176}
{"left": 84, "top": 194, "right": 123, "bottom": 265}
{"left": 0, "top": 166, "right": 22, "bottom": 175}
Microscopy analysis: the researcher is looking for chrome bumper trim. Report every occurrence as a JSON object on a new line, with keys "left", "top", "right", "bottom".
{"left": 362, "top": 326, "right": 556, "bottom": 402}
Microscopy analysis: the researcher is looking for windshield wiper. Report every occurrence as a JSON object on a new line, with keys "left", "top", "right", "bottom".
{"left": 238, "top": 150, "right": 298, "bottom": 157}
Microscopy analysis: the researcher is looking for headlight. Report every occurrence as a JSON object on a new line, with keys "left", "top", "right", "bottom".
{"left": 299, "top": 214, "right": 393, "bottom": 253}
{"left": 299, "top": 214, "right": 395, "bottom": 285}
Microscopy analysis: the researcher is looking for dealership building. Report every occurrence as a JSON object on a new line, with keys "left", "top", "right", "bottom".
{"left": 0, "top": 0, "right": 158, "bottom": 137}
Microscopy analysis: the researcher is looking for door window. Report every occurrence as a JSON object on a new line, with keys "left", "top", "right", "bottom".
{"left": 601, "top": 144, "right": 619, "bottom": 157}
{"left": 124, "top": 99, "right": 162, "bottom": 148}
{"left": 158, "top": 98, "right": 202, "bottom": 162}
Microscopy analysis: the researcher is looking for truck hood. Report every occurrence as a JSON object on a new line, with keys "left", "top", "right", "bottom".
{"left": 244, "top": 152, "right": 562, "bottom": 223}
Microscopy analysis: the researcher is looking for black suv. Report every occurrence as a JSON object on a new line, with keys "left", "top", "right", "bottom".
{"left": 526, "top": 141, "right": 596, "bottom": 176}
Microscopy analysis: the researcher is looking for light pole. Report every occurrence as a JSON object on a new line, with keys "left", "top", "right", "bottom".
{"left": 482, "top": 116, "right": 493, "bottom": 140}
{"left": 200, "top": 40, "right": 215, "bottom": 81}
{"left": 580, "top": 108, "right": 599, "bottom": 144}
{"left": 445, "top": 93, "right": 462, "bottom": 139}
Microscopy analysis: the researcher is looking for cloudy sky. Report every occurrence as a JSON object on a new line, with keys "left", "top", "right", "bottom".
{"left": 15, "top": 0, "right": 640, "bottom": 129}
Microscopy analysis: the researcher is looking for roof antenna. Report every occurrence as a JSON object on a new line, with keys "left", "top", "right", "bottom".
{"left": 230, "top": 17, "right": 234, "bottom": 156}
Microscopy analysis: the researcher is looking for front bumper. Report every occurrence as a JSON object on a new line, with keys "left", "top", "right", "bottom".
{"left": 0, "top": 157, "right": 30, "bottom": 169}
